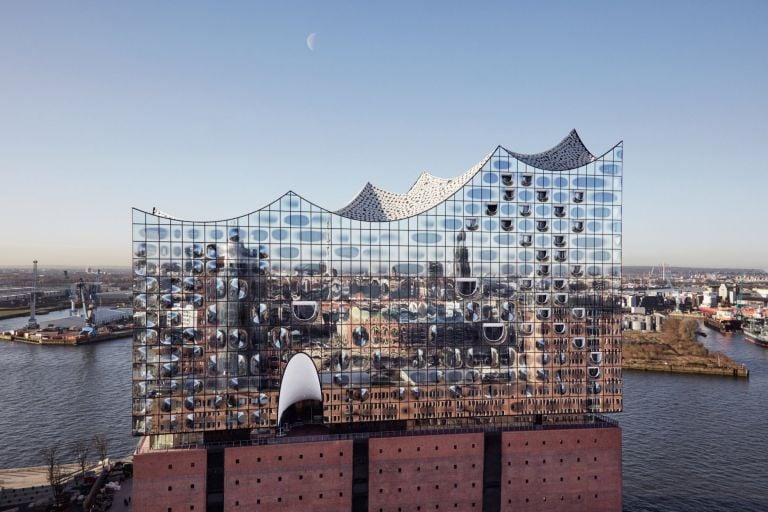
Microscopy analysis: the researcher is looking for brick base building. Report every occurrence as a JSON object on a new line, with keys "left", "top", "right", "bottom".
{"left": 134, "top": 417, "right": 621, "bottom": 512}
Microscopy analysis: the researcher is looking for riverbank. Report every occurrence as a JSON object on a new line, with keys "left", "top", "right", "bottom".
{"left": 0, "top": 463, "right": 96, "bottom": 490}
{"left": 0, "top": 458, "right": 134, "bottom": 511}
{"left": 0, "top": 301, "right": 71, "bottom": 321}
{"left": 623, "top": 316, "right": 749, "bottom": 378}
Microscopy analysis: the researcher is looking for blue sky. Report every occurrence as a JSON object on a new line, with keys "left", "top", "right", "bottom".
{"left": 0, "top": 1, "right": 766, "bottom": 268}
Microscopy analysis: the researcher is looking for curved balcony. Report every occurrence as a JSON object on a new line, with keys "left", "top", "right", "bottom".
{"left": 291, "top": 301, "right": 319, "bottom": 323}
{"left": 456, "top": 278, "right": 480, "bottom": 299}
{"left": 482, "top": 323, "right": 507, "bottom": 345}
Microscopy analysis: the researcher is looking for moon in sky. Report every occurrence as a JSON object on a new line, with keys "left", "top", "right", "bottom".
{"left": 306, "top": 32, "right": 317, "bottom": 51}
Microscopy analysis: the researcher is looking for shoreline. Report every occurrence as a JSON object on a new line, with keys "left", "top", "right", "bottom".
{"left": 623, "top": 362, "right": 749, "bottom": 378}
{"left": 0, "top": 456, "right": 133, "bottom": 490}
{"left": 622, "top": 316, "right": 749, "bottom": 378}
{"left": 0, "top": 330, "right": 132, "bottom": 346}
{"left": 0, "top": 302, "right": 72, "bottom": 321}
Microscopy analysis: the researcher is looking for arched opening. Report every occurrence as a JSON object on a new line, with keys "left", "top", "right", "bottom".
{"left": 280, "top": 398, "right": 324, "bottom": 428}
{"left": 277, "top": 352, "right": 323, "bottom": 428}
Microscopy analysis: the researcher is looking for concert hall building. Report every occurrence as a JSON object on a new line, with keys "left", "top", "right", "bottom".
{"left": 131, "top": 130, "right": 624, "bottom": 511}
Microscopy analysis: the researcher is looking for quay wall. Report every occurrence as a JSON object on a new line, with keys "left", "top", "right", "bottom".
{"left": 0, "top": 330, "right": 131, "bottom": 346}
{"left": 623, "top": 362, "right": 749, "bottom": 378}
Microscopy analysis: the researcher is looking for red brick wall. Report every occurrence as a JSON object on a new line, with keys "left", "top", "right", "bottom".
{"left": 367, "top": 433, "right": 485, "bottom": 512}
{"left": 133, "top": 448, "right": 207, "bottom": 512}
{"left": 223, "top": 440, "right": 353, "bottom": 511}
{"left": 132, "top": 425, "right": 622, "bottom": 512}
{"left": 500, "top": 427, "right": 622, "bottom": 511}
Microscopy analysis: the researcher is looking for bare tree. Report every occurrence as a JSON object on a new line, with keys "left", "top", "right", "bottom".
{"left": 93, "top": 433, "right": 108, "bottom": 466}
{"left": 40, "top": 446, "right": 64, "bottom": 506}
{"left": 74, "top": 439, "right": 90, "bottom": 478}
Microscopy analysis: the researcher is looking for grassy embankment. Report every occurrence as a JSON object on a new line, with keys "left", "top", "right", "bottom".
{"left": 623, "top": 316, "right": 749, "bottom": 377}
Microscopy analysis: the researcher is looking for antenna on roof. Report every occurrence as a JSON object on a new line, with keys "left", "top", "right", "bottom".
{"left": 152, "top": 207, "right": 175, "bottom": 219}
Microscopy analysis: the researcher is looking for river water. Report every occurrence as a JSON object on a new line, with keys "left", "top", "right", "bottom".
{"left": 618, "top": 327, "right": 768, "bottom": 511}
{"left": 0, "top": 310, "right": 135, "bottom": 469}
{"left": 1, "top": 311, "right": 766, "bottom": 510}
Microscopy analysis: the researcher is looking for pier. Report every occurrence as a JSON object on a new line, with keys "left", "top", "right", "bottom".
{"left": 0, "top": 305, "right": 133, "bottom": 346}
{"left": 0, "top": 329, "right": 132, "bottom": 346}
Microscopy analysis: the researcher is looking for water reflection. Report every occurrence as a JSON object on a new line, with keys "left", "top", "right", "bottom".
{"left": 617, "top": 326, "right": 768, "bottom": 511}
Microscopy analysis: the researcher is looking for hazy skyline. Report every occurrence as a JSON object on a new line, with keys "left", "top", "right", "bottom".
{"left": 1, "top": 1, "right": 766, "bottom": 268}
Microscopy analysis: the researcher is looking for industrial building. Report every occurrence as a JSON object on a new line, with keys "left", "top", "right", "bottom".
{"left": 132, "top": 130, "right": 624, "bottom": 511}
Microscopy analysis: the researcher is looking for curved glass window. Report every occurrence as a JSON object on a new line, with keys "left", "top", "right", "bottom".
{"left": 131, "top": 136, "right": 623, "bottom": 436}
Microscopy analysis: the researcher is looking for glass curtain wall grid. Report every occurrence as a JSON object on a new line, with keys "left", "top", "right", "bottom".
{"left": 131, "top": 131, "right": 623, "bottom": 438}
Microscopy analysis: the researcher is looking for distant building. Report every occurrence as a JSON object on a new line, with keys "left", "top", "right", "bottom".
{"left": 131, "top": 130, "right": 624, "bottom": 511}
{"left": 701, "top": 289, "right": 719, "bottom": 308}
{"left": 623, "top": 312, "right": 665, "bottom": 332}
{"left": 718, "top": 283, "right": 728, "bottom": 299}
{"left": 622, "top": 293, "right": 668, "bottom": 313}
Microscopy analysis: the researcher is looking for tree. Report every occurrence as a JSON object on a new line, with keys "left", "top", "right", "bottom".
{"left": 93, "top": 433, "right": 108, "bottom": 466}
{"left": 74, "top": 439, "right": 90, "bottom": 478}
{"left": 40, "top": 446, "right": 64, "bottom": 507}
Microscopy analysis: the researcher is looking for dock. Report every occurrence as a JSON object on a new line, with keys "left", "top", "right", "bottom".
{"left": 1, "top": 307, "right": 133, "bottom": 346}
{"left": 0, "top": 329, "right": 132, "bottom": 346}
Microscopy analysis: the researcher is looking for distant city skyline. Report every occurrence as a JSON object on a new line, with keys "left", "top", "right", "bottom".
{"left": 1, "top": 1, "right": 766, "bottom": 268}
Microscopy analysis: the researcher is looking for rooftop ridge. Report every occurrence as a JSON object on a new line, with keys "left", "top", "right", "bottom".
{"left": 502, "top": 129, "right": 596, "bottom": 172}
{"left": 335, "top": 130, "right": 601, "bottom": 222}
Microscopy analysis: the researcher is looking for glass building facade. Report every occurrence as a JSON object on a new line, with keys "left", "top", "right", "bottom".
{"left": 132, "top": 131, "right": 623, "bottom": 440}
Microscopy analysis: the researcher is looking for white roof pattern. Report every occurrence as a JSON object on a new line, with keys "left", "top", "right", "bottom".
{"left": 334, "top": 130, "right": 597, "bottom": 222}
{"left": 504, "top": 129, "right": 596, "bottom": 172}
{"left": 334, "top": 150, "right": 493, "bottom": 222}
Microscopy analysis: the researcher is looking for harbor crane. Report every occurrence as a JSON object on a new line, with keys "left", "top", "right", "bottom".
{"left": 64, "top": 270, "right": 79, "bottom": 316}
{"left": 27, "top": 260, "right": 39, "bottom": 329}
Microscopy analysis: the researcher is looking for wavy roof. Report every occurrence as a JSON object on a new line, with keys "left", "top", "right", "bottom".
{"left": 334, "top": 149, "right": 492, "bottom": 223}
{"left": 504, "top": 129, "right": 596, "bottom": 172}
{"left": 335, "top": 129, "right": 598, "bottom": 222}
